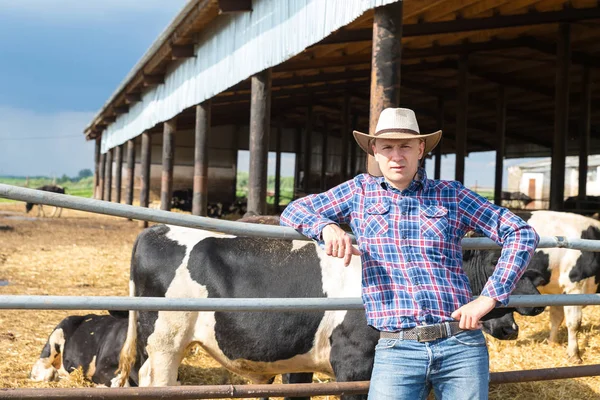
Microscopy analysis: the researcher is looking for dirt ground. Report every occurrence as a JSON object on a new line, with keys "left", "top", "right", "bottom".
{"left": 0, "top": 201, "right": 599, "bottom": 399}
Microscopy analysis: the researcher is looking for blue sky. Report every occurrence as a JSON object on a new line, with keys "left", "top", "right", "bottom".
{"left": 0, "top": 0, "right": 533, "bottom": 188}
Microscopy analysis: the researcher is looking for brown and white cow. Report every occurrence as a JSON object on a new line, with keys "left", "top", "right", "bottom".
{"left": 113, "top": 224, "right": 543, "bottom": 398}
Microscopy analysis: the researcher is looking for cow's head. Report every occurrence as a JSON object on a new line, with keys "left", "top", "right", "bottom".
{"left": 568, "top": 225, "right": 600, "bottom": 284}
{"left": 463, "top": 247, "right": 545, "bottom": 340}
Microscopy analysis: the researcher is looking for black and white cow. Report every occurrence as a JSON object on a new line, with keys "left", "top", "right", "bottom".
{"left": 469, "top": 211, "right": 600, "bottom": 363}
{"left": 25, "top": 185, "right": 65, "bottom": 217}
{"left": 171, "top": 189, "right": 193, "bottom": 212}
{"left": 114, "top": 224, "right": 543, "bottom": 395}
{"left": 31, "top": 313, "right": 136, "bottom": 387}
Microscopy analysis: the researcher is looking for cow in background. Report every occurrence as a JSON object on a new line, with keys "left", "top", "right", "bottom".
{"left": 31, "top": 313, "right": 136, "bottom": 387}
{"left": 25, "top": 185, "right": 65, "bottom": 217}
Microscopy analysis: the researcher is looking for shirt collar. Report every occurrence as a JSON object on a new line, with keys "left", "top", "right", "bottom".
{"left": 377, "top": 167, "right": 429, "bottom": 194}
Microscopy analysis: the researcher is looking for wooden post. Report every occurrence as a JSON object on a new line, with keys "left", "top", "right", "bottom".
{"left": 341, "top": 95, "right": 350, "bottom": 181}
{"left": 350, "top": 113, "right": 358, "bottom": 175}
{"left": 494, "top": 86, "right": 507, "bottom": 206}
{"left": 578, "top": 66, "right": 592, "bottom": 205}
{"left": 140, "top": 131, "right": 152, "bottom": 228}
{"left": 293, "top": 126, "right": 302, "bottom": 198}
{"left": 456, "top": 54, "right": 469, "bottom": 184}
{"left": 303, "top": 105, "right": 313, "bottom": 194}
{"left": 114, "top": 144, "right": 123, "bottom": 204}
{"left": 193, "top": 101, "right": 211, "bottom": 216}
{"left": 248, "top": 68, "right": 272, "bottom": 215}
{"left": 125, "top": 139, "right": 136, "bottom": 206}
{"left": 320, "top": 122, "right": 328, "bottom": 191}
{"left": 94, "top": 138, "right": 101, "bottom": 199}
{"left": 98, "top": 152, "right": 106, "bottom": 201}
{"left": 550, "top": 23, "right": 571, "bottom": 210}
{"left": 274, "top": 116, "right": 282, "bottom": 213}
{"left": 161, "top": 118, "right": 176, "bottom": 211}
{"left": 434, "top": 97, "right": 444, "bottom": 180}
{"left": 104, "top": 148, "right": 113, "bottom": 202}
{"left": 368, "top": 2, "right": 403, "bottom": 175}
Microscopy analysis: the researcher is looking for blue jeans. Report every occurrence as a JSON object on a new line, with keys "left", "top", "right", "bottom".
{"left": 368, "top": 329, "right": 489, "bottom": 400}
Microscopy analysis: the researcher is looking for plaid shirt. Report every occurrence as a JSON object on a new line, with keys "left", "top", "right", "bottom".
{"left": 280, "top": 169, "right": 539, "bottom": 331}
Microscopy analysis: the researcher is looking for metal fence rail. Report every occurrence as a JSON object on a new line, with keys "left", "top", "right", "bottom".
{"left": 1, "top": 184, "right": 600, "bottom": 251}
{"left": 1, "top": 294, "right": 600, "bottom": 311}
{"left": 2, "top": 364, "right": 600, "bottom": 399}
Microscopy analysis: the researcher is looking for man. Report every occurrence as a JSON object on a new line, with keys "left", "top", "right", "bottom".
{"left": 280, "top": 108, "right": 539, "bottom": 399}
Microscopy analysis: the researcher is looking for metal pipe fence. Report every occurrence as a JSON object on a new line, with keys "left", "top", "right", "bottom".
{"left": 1, "top": 184, "right": 600, "bottom": 251}
{"left": 2, "top": 364, "right": 600, "bottom": 399}
{"left": 2, "top": 294, "right": 600, "bottom": 311}
{"left": 2, "top": 183, "right": 600, "bottom": 398}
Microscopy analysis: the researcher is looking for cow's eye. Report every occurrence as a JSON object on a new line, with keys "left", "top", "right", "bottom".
{"left": 491, "top": 258, "right": 499, "bottom": 265}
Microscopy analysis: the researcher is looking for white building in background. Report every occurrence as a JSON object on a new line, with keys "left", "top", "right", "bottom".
{"left": 507, "top": 155, "right": 600, "bottom": 209}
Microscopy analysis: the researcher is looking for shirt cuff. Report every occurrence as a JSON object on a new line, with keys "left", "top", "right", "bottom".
{"left": 480, "top": 281, "right": 511, "bottom": 306}
{"left": 314, "top": 219, "right": 339, "bottom": 242}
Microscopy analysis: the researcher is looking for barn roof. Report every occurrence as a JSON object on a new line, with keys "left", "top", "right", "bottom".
{"left": 84, "top": 0, "right": 600, "bottom": 159}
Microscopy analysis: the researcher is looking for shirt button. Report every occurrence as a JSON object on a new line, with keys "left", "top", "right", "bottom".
{"left": 402, "top": 235, "right": 407, "bottom": 239}
{"left": 401, "top": 211, "right": 407, "bottom": 215}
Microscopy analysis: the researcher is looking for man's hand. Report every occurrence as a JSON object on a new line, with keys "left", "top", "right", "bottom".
{"left": 322, "top": 224, "right": 361, "bottom": 266}
{"left": 451, "top": 295, "right": 497, "bottom": 330}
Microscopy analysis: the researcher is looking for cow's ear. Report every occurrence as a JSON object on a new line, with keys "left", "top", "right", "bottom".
{"left": 582, "top": 225, "right": 600, "bottom": 240}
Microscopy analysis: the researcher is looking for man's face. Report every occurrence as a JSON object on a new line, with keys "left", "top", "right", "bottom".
{"left": 372, "top": 138, "right": 425, "bottom": 190}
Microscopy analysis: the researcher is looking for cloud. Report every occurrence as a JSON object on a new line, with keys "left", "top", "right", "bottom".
{"left": 0, "top": 0, "right": 189, "bottom": 23}
{"left": 0, "top": 106, "right": 95, "bottom": 177}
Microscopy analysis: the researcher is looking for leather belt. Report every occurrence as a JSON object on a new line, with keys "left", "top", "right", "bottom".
{"left": 380, "top": 321, "right": 462, "bottom": 342}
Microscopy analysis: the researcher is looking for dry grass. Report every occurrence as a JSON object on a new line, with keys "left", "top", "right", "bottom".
{"left": 0, "top": 202, "right": 599, "bottom": 399}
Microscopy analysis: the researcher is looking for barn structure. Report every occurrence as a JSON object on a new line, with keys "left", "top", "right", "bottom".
{"left": 83, "top": 0, "right": 600, "bottom": 217}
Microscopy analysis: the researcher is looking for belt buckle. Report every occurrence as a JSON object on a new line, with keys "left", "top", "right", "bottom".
{"left": 416, "top": 325, "right": 440, "bottom": 342}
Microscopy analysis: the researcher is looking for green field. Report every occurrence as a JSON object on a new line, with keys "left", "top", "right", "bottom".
{"left": 236, "top": 172, "right": 295, "bottom": 205}
{"left": 0, "top": 176, "right": 95, "bottom": 202}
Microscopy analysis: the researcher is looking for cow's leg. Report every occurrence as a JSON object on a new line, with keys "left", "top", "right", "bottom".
{"left": 56, "top": 207, "right": 63, "bottom": 218}
{"left": 548, "top": 305, "right": 564, "bottom": 345}
{"left": 139, "top": 311, "right": 196, "bottom": 386}
{"left": 564, "top": 305, "right": 583, "bottom": 363}
{"left": 282, "top": 373, "right": 313, "bottom": 400}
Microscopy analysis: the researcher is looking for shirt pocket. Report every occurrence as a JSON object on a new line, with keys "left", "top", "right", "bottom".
{"left": 420, "top": 205, "right": 448, "bottom": 240}
{"left": 363, "top": 202, "right": 390, "bottom": 237}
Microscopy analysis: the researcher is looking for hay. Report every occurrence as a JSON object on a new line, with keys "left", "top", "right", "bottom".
{"left": 1, "top": 202, "right": 599, "bottom": 399}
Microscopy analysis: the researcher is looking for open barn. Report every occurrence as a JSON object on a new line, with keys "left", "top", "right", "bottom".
{"left": 86, "top": 0, "right": 600, "bottom": 217}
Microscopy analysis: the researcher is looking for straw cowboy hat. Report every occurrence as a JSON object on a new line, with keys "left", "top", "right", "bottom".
{"left": 353, "top": 108, "right": 442, "bottom": 176}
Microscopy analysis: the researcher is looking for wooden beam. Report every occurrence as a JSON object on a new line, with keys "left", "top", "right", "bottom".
{"left": 274, "top": 116, "right": 282, "bottom": 213}
{"left": 434, "top": 98, "right": 444, "bottom": 180}
{"left": 341, "top": 95, "right": 351, "bottom": 181}
{"left": 320, "top": 122, "right": 328, "bottom": 191}
{"left": 143, "top": 74, "right": 165, "bottom": 87}
{"left": 550, "top": 24, "right": 571, "bottom": 211}
{"left": 303, "top": 105, "right": 313, "bottom": 194}
{"left": 494, "top": 86, "right": 507, "bottom": 206}
{"left": 125, "top": 93, "right": 141, "bottom": 104}
{"left": 125, "top": 139, "right": 136, "bottom": 207}
{"left": 293, "top": 126, "right": 302, "bottom": 198}
{"left": 98, "top": 152, "right": 106, "bottom": 201}
{"left": 94, "top": 138, "right": 101, "bottom": 199}
{"left": 193, "top": 101, "right": 211, "bottom": 216}
{"left": 218, "top": 0, "right": 252, "bottom": 13}
{"left": 248, "top": 68, "right": 272, "bottom": 215}
{"left": 455, "top": 55, "right": 469, "bottom": 183}
{"left": 171, "top": 44, "right": 195, "bottom": 59}
{"left": 161, "top": 118, "right": 176, "bottom": 211}
{"left": 317, "top": 7, "right": 600, "bottom": 45}
{"left": 140, "top": 131, "right": 152, "bottom": 228}
{"left": 114, "top": 144, "right": 123, "bottom": 204}
{"left": 578, "top": 66, "right": 592, "bottom": 202}
{"left": 369, "top": 2, "right": 403, "bottom": 176}
{"left": 102, "top": 115, "right": 117, "bottom": 124}
{"left": 113, "top": 105, "right": 129, "bottom": 115}
{"left": 104, "top": 148, "right": 113, "bottom": 202}
{"left": 524, "top": 37, "right": 600, "bottom": 69}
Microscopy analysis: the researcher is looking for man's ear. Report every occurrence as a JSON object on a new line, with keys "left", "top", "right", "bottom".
{"left": 418, "top": 140, "right": 425, "bottom": 159}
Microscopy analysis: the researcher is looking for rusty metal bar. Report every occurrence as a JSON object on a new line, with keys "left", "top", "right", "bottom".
{"left": 161, "top": 118, "right": 176, "bottom": 211}
{"left": 125, "top": 139, "right": 136, "bottom": 206}
{"left": 104, "top": 147, "right": 113, "bottom": 202}
{"left": 455, "top": 54, "right": 468, "bottom": 184}
{"left": 97, "top": 151, "right": 105, "bottom": 201}
{"left": 3, "top": 364, "right": 600, "bottom": 399}
{"left": 248, "top": 68, "right": 272, "bottom": 215}
{"left": 494, "top": 86, "right": 506, "bottom": 206}
{"left": 368, "top": 1, "right": 403, "bottom": 176}
{"left": 578, "top": 65, "right": 591, "bottom": 204}
{"left": 93, "top": 137, "right": 101, "bottom": 198}
{"left": 114, "top": 144, "right": 124, "bottom": 204}
{"left": 550, "top": 23, "right": 571, "bottom": 211}
{"left": 193, "top": 101, "right": 211, "bottom": 216}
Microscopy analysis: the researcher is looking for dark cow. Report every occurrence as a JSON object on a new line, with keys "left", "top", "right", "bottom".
{"left": 171, "top": 189, "right": 193, "bottom": 212}
{"left": 470, "top": 211, "right": 600, "bottom": 363}
{"left": 564, "top": 195, "right": 600, "bottom": 216}
{"left": 25, "top": 185, "right": 65, "bottom": 217}
{"left": 501, "top": 191, "right": 533, "bottom": 209}
{"left": 114, "top": 225, "right": 543, "bottom": 395}
{"left": 31, "top": 313, "right": 136, "bottom": 387}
